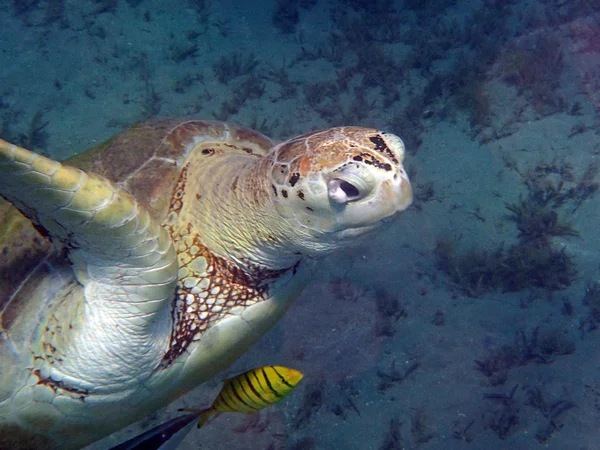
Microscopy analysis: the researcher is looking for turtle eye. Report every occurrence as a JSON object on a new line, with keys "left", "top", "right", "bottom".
{"left": 328, "top": 178, "right": 362, "bottom": 204}
{"left": 339, "top": 180, "right": 360, "bottom": 198}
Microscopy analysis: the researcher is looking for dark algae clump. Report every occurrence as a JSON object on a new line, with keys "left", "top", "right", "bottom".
{"left": 435, "top": 158, "right": 597, "bottom": 297}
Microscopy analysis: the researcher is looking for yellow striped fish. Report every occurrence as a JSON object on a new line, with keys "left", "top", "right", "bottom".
{"left": 110, "top": 366, "right": 303, "bottom": 450}
{"left": 183, "top": 365, "right": 304, "bottom": 428}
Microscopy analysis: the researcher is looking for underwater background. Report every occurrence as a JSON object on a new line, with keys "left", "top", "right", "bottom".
{"left": 1, "top": 0, "right": 599, "bottom": 448}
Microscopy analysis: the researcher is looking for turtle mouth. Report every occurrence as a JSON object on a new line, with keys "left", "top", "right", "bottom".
{"left": 337, "top": 214, "right": 397, "bottom": 238}
{"left": 334, "top": 207, "right": 401, "bottom": 238}
{"left": 339, "top": 225, "right": 378, "bottom": 239}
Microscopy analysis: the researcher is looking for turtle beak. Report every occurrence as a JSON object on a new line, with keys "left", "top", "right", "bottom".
{"left": 396, "top": 172, "right": 413, "bottom": 211}
{"left": 382, "top": 170, "right": 412, "bottom": 216}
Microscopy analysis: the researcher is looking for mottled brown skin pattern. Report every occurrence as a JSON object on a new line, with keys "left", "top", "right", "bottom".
{"left": 279, "top": 127, "right": 395, "bottom": 176}
{"left": 269, "top": 127, "right": 400, "bottom": 200}
{"left": 162, "top": 223, "right": 291, "bottom": 365}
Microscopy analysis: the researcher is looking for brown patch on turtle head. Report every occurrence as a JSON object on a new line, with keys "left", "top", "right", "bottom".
{"left": 269, "top": 126, "right": 407, "bottom": 201}
{"left": 267, "top": 126, "right": 412, "bottom": 240}
{"left": 272, "top": 126, "right": 404, "bottom": 179}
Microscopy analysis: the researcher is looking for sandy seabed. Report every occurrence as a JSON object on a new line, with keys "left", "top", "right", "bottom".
{"left": 1, "top": 1, "right": 600, "bottom": 449}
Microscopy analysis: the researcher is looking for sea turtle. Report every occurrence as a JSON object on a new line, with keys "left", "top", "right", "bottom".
{"left": 0, "top": 118, "right": 412, "bottom": 449}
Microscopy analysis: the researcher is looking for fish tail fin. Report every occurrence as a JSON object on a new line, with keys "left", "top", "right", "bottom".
{"left": 178, "top": 407, "right": 213, "bottom": 428}
{"left": 197, "top": 411, "right": 212, "bottom": 428}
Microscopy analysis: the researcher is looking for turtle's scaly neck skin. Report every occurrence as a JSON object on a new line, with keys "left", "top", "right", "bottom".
{"left": 160, "top": 144, "right": 303, "bottom": 366}
{"left": 172, "top": 147, "right": 303, "bottom": 272}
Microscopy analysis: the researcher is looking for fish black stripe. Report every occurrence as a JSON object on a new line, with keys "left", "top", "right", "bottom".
{"left": 234, "top": 376, "right": 264, "bottom": 409}
{"left": 251, "top": 368, "right": 270, "bottom": 398}
{"left": 244, "top": 372, "right": 270, "bottom": 406}
{"left": 223, "top": 389, "right": 246, "bottom": 412}
{"left": 230, "top": 380, "right": 260, "bottom": 411}
{"left": 271, "top": 366, "right": 295, "bottom": 389}
{"left": 249, "top": 369, "right": 273, "bottom": 400}
{"left": 218, "top": 385, "right": 245, "bottom": 412}
{"left": 222, "top": 381, "right": 256, "bottom": 412}
{"left": 262, "top": 367, "right": 283, "bottom": 398}
{"left": 221, "top": 382, "right": 248, "bottom": 411}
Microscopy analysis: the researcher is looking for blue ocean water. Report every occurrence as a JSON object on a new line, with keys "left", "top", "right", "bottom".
{"left": 0, "top": 0, "right": 599, "bottom": 449}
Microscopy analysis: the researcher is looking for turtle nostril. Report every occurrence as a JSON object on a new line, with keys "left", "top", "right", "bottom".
{"left": 339, "top": 180, "right": 359, "bottom": 198}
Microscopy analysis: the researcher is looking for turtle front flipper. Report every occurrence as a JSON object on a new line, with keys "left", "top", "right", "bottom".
{"left": 0, "top": 139, "right": 177, "bottom": 385}
{"left": 0, "top": 138, "right": 177, "bottom": 288}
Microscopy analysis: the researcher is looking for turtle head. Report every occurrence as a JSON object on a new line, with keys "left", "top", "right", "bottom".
{"left": 268, "top": 127, "right": 412, "bottom": 253}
